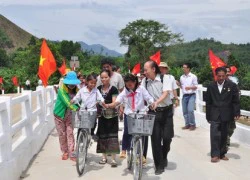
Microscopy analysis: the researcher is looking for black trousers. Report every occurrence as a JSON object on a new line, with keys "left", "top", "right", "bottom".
{"left": 142, "top": 136, "right": 148, "bottom": 158}
{"left": 149, "top": 105, "right": 174, "bottom": 169}
{"left": 210, "top": 120, "right": 229, "bottom": 157}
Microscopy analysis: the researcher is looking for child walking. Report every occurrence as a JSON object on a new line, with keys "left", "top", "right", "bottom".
{"left": 109, "top": 73, "right": 154, "bottom": 166}
{"left": 72, "top": 73, "right": 104, "bottom": 111}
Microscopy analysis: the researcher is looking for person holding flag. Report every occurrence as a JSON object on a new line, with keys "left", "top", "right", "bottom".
{"left": 159, "top": 62, "right": 179, "bottom": 107}
{"left": 53, "top": 71, "right": 80, "bottom": 162}
{"left": 225, "top": 66, "right": 240, "bottom": 150}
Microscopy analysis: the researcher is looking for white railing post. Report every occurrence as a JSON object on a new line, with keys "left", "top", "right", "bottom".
{"left": 22, "top": 91, "right": 33, "bottom": 138}
{"left": 196, "top": 85, "right": 203, "bottom": 113}
{"left": 0, "top": 97, "right": 12, "bottom": 162}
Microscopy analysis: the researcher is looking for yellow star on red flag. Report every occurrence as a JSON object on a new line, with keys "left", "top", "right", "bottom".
{"left": 38, "top": 39, "right": 57, "bottom": 86}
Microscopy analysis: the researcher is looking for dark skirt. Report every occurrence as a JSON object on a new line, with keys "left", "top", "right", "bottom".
{"left": 96, "top": 116, "right": 120, "bottom": 154}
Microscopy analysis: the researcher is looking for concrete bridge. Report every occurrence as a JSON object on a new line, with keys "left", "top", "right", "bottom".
{"left": 0, "top": 86, "right": 250, "bottom": 180}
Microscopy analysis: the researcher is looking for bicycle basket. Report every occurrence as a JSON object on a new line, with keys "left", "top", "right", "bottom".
{"left": 73, "top": 110, "right": 97, "bottom": 129}
{"left": 102, "top": 108, "right": 118, "bottom": 119}
{"left": 127, "top": 113, "right": 155, "bottom": 136}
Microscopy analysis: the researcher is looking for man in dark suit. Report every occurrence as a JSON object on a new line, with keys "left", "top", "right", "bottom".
{"left": 206, "top": 67, "right": 240, "bottom": 163}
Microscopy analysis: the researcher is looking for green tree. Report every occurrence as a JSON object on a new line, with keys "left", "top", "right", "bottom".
{"left": 0, "top": 49, "right": 9, "bottom": 67}
{"left": 0, "top": 29, "right": 13, "bottom": 48}
{"left": 60, "top": 40, "right": 81, "bottom": 60}
{"left": 28, "top": 36, "right": 36, "bottom": 46}
{"left": 119, "top": 19, "right": 183, "bottom": 64}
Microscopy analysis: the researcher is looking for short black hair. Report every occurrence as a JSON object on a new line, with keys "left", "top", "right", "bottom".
{"left": 183, "top": 63, "right": 191, "bottom": 69}
{"left": 224, "top": 66, "right": 231, "bottom": 71}
{"left": 100, "top": 69, "right": 111, "bottom": 77}
{"left": 112, "top": 65, "right": 117, "bottom": 72}
{"left": 101, "top": 58, "right": 114, "bottom": 67}
{"left": 215, "top": 67, "right": 227, "bottom": 75}
{"left": 148, "top": 60, "right": 161, "bottom": 74}
{"left": 77, "top": 74, "right": 85, "bottom": 79}
{"left": 86, "top": 73, "right": 98, "bottom": 81}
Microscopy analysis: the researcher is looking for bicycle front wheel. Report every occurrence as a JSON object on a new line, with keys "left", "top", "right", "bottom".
{"left": 127, "top": 149, "right": 133, "bottom": 170}
{"left": 133, "top": 137, "right": 143, "bottom": 180}
{"left": 76, "top": 130, "right": 88, "bottom": 176}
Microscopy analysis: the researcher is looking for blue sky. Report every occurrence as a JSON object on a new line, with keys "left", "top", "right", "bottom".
{"left": 0, "top": 0, "right": 250, "bottom": 53}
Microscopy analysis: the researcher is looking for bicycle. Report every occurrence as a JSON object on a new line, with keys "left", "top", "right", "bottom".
{"left": 126, "top": 105, "right": 156, "bottom": 180}
{"left": 71, "top": 104, "right": 97, "bottom": 176}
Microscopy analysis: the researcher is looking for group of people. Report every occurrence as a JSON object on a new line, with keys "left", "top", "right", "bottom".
{"left": 52, "top": 57, "right": 241, "bottom": 175}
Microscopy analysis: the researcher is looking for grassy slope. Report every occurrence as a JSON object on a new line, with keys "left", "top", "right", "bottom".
{"left": 0, "top": 14, "right": 34, "bottom": 52}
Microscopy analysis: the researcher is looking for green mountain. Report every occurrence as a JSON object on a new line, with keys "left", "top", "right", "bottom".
{"left": 169, "top": 38, "right": 250, "bottom": 65}
{"left": 0, "top": 14, "right": 33, "bottom": 52}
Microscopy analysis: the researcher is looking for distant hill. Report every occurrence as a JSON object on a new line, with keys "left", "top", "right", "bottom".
{"left": 78, "top": 41, "right": 123, "bottom": 57}
{"left": 0, "top": 14, "right": 33, "bottom": 52}
{"left": 169, "top": 38, "right": 250, "bottom": 65}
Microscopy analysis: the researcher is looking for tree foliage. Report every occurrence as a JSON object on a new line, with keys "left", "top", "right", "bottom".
{"left": 119, "top": 19, "right": 183, "bottom": 65}
{"left": 0, "top": 28, "right": 13, "bottom": 49}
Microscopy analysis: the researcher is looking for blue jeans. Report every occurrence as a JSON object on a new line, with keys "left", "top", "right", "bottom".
{"left": 182, "top": 94, "right": 196, "bottom": 126}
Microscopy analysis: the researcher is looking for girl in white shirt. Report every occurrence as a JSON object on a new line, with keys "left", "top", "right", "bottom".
{"left": 72, "top": 73, "right": 104, "bottom": 111}
{"left": 71, "top": 73, "right": 105, "bottom": 138}
{"left": 109, "top": 73, "right": 154, "bottom": 164}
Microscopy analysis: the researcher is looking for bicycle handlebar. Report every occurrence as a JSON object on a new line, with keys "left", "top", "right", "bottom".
{"left": 74, "top": 100, "right": 102, "bottom": 111}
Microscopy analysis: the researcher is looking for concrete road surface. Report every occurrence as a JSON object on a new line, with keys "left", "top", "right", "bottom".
{"left": 22, "top": 114, "right": 250, "bottom": 180}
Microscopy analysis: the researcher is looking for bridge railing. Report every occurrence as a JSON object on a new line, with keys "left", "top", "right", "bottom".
{"left": 177, "top": 84, "right": 250, "bottom": 146}
{"left": 0, "top": 86, "right": 57, "bottom": 180}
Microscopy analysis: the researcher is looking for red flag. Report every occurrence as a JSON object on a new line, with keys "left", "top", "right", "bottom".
{"left": 132, "top": 63, "right": 140, "bottom": 74}
{"left": 38, "top": 39, "right": 57, "bottom": 86}
{"left": 230, "top": 66, "right": 237, "bottom": 75}
{"left": 0, "top": 77, "right": 3, "bottom": 84}
{"left": 58, "top": 59, "right": 67, "bottom": 76}
{"left": 150, "top": 51, "right": 161, "bottom": 65}
{"left": 12, "top": 76, "right": 18, "bottom": 86}
{"left": 209, "top": 50, "right": 226, "bottom": 80}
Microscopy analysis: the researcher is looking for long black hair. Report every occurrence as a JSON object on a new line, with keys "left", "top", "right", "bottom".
{"left": 124, "top": 73, "right": 139, "bottom": 92}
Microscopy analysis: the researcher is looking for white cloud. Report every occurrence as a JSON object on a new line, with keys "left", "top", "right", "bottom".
{"left": 0, "top": 0, "right": 250, "bottom": 53}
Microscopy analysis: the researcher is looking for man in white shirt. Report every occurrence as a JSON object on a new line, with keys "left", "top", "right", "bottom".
{"left": 25, "top": 79, "right": 31, "bottom": 90}
{"left": 159, "top": 62, "right": 179, "bottom": 107}
{"left": 180, "top": 63, "right": 198, "bottom": 131}
{"left": 96, "top": 58, "right": 124, "bottom": 92}
{"left": 141, "top": 60, "right": 173, "bottom": 175}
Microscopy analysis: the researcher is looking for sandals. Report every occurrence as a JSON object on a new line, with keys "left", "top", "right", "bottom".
{"left": 99, "top": 158, "right": 107, "bottom": 165}
{"left": 62, "top": 153, "right": 69, "bottom": 160}
{"left": 142, "top": 156, "right": 147, "bottom": 166}
{"left": 120, "top": 151, "right": 126, "bottom": 159}
{"left": 111, "top": 160, "right": 117, "bottom": 168}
